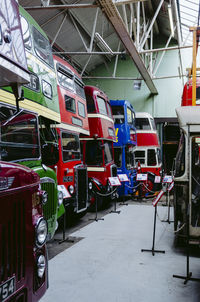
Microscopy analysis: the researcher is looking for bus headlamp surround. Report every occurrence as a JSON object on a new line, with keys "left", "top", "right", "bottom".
{"left": 35, "top": 217, "right": 48, "bottom": 247}
{"left": 37, "top": 254, "right": 46, "bottom": 278}
{"left": 69, "top": 185, "right": 74, "bottom": 194}
{"left": 58, "top": 190, "right": 63, "bottom": 206}
{"left": 41, "top": 191, "right": 48, "bottom": 205}
{"left": 88, "top": 182, "right": 92, "bottom": 190}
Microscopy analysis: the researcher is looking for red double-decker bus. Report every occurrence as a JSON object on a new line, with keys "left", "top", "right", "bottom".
{"left": 181, "top": 78, "right": 200, "bottom": 106}
{"left": 80, "top": 86, "right": 117, "bottom": 210}
{"left": 53, "top": 55, "right": 89, "bottom": 219}
{"left": 134, "top": 112, "right": 162, "bottom": 197}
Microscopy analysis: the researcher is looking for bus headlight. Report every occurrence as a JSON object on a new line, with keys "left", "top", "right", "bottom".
{"left": 88, "top": 182, "right": 92, "bottom": 190}
{"left": 35, "top": 218, "right": 47, "bottom": 247}
{"left": 58, "top": 190, "right": 63, "bottom": 206}
{"left": 37, "top": 255, "right": 46, "bottom": 278}
{"left": 69, "top": 185, "right": 74, "bottom": 194}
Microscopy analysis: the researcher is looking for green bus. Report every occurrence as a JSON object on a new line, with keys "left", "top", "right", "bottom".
{"left": 0, "top": 6, "right": 64, "bottom": 240}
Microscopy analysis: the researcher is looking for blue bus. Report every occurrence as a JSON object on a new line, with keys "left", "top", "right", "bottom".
{"left": 110, "top": 100, "right": 137, "bottom": 197}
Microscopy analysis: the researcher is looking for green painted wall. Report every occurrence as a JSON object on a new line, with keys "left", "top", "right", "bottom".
{"left": 84, "top": 40, "right": 192, "bottom": 118}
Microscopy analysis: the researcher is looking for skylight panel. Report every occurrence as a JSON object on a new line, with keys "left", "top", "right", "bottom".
{"left": 178, "top": 0, "right": 199, "bottom": 45}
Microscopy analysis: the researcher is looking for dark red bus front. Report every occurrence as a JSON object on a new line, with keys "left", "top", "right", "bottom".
{"left": 0, "top": 161, "right": 48, "bottom": 302}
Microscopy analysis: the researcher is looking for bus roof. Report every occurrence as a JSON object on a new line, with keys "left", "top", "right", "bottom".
{"left": 135, "top": 112, "right": 153, "bottom": 119}
{"left": 53, "top": 55, "right": 82, "bottom": 80}
{"left": 176, "top": 106, "right": 200, "bottom": 127}
{"left": 110, "top": 99, "right": 135, "bottom": 110}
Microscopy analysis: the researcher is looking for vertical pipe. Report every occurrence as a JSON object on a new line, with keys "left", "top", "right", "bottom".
{"left": 192, "top": 29, "right": 197, "bottom": 106}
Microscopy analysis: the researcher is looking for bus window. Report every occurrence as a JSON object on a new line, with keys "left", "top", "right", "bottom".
{"left": 61, "top": 132, "right": 80, "bottom": 162}
{"left": 150, "top": 118, "right": 156, "bottom": 131}
{"left": 127, "top": 108, "right": 133, "bottom": 124}
{"left": 0, "top": 107, "right": 39, "bottom": 161}
{"left": 85, "top": 140, "right": 103, "bottom": 166}
{"left": 107, "top": 103, "right": 113, "bottom": 118}
{"left": 78, "top": 101, "right": 86, "bottom": 117}
{"left": 157, "top": 148, "right": 162, "bottom": 164}
{"left": 134, "top": 150, "right": 145, "bottom": 164}
{"left": 147, "top": 149, "right": 157, "bottom": 166}
{"left": 86, "top": 94, "right": 95, "bottom": 113}
{"left": 191, "top": 136, "right": 200, "bottom": 227}
{"left": 114, "top": 147, "right": 122, "bottom": 168}
{"left": 174, "top": 132, "right": 185, "bottom": 177}
{"left": 111, "top": 106, "right": 125, "bottom": 124}
{"left": 135, "top": 118, "right": 151, "bottom": 130}
{"left": 125, "top": 146, "right": 134, "bottom": 169}
{"left": 20, "top": 16, "right": 32, "bottom": 50}
{"left": 104, "top": 141, "right": 113, "bottom": 164}
{"left": 75, "top": 77, "right": 85, "bottom": 99}
{"left": 65, "top": 95, "right": 76, "bottom": 113}
{"left": 97, "top": 96, "right": 107, "bottom": 115}
{"left": 57, "top": 65, "right": 75, "bottom": 92}
{"left": 32, "top": 26, "right": 54, "bottom": 68}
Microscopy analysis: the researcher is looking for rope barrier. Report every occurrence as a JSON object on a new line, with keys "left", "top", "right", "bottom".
{"left": 124, "top": 182, "right": 142, "bottom": 189}
{"left": 92, "top": 187, "right": 118, "bottom": 197}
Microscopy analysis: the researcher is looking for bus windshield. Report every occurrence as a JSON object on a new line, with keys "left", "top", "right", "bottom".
{"left": 0, "top": 106, "right": 40, "bottom": 161}
{"left": 104, "top": 141, "right": 113, "bottom": 164}
{"left": 85, "top": 140, "right": 103, "bottom": 166}
{"left": 114, "top": 147, "right": 122, "bottom": 168}
{"left": 111, "top": 106, "right": 125, "bottom": 124}
{"left": 135, "top": 118, "right": 151, "bottom": 130}
{"left": 61, "top": 132, "right": 80, "bottom": 162}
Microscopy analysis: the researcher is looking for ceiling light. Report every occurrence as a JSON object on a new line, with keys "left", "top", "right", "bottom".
{"left": 168, "top": 4, "right": 174, "bottom": 37}
{"left": 95, "top": 33, "right": 114, "bottom": 55}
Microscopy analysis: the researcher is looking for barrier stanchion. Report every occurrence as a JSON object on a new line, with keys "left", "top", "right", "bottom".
{"left": 173, "top": 204, "right": 200, "bottom": 284}
{"left": 118, "top": 174, "right": 129, "bottom": 206}
{"left": 141, "top": 190, "right": 165, "bottom": 256}
{"left": 161, "top": 181, "right": 174, "bottom": 224}
{"left": 108, "top": 176, "right": 121, "bottom": 214}
{"left": 89, "top": 192, "right": 104, "bottom": 222}
{"left": 58, "top": 209, "right": 75, "bottom": 244}
{"left": 55, "top": 186, "right": 74, "bottom": 244}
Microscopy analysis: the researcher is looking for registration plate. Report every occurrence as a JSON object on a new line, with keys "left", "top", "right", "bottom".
{"left": 0, "top": 276, "right": 16, "bottom": 302}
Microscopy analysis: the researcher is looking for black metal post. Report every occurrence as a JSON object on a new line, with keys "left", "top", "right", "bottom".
{"left": 141, "top": 205, "right": 165, "bottom": 256}
{"left": 58, "top": 209, "right": 74, "bottom": 244}
{"left": 89, "top": 193, "right": 104, "bottom": 222}
{"left": 162, "top": 187, "right": 174, "bottom": 224}
{"left": 110, "top": 191, "right": 121, "bottom": 214}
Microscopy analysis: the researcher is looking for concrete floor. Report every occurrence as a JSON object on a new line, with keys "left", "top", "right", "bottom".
{"left": 41, "top": 204, "right": 200, "bottom": 302}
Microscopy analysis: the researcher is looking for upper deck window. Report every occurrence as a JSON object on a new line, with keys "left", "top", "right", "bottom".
{"left": 75, "top": 77, "right": 85, "bottom": 99}
{"left": 21, "top": 16, "right": 32, "bottom": 50}
{"left": 150, "top": 118, "right": 156, "bottom": 131}
{"left": 111, "top": 106, "right": 125, "bottom": 124}
{"left": 135, "top": 118, "right": 151, "bottom": 130}
{"left": 86, "top": 94, "right": 95, "bottom": 113}
{"left": 78, "top": 102, "right": 85, "bottom": 118}
{"left": 32, "top": 27, "right": 54, "bottom": 68}
{"left": 127, "top": 108, "right": 133, "bottom": 124}
{"left": 0, "top": 106, "right": 40, "bottom": 161}
{"left": 107, "top": 103, "right": 113, "bottom": 118}
{"left": 57, "top": 65, "right": 75, "bottom": 92}
{"left": 97, "top": 96, "right": 107, "bottom": 115}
